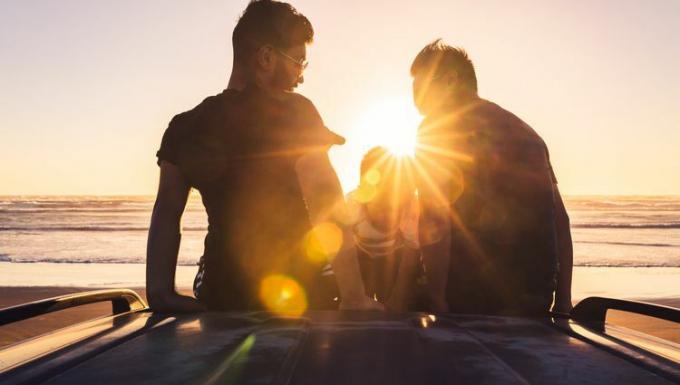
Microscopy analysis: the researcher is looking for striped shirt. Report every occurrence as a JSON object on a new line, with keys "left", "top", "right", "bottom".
{"left": 321, "top": 192, "right": 419, "bottom": 277}
{"left": 349, "top": 191, "right": 420, "bottom": 259}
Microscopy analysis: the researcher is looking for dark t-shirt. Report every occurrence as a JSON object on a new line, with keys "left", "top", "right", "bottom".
{"left": 157, "top": 84, "right": 343, "bottom": 310}
{"left": 417, "top": 98, "right": 558, "bottom": 316}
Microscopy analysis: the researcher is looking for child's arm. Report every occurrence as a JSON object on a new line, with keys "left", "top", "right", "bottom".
{"left": 296, "top": 151, "right": 382, "bottom": 311}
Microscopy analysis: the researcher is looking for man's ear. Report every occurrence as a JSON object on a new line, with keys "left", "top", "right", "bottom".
{"left": 257, "top": 45, "right": 276, "bottom": 71}
{"left": 444, "top": 70, "right": 459, "bottom": 87}
{"left": 442, "top": 70, "right": 459, "bottom": 96}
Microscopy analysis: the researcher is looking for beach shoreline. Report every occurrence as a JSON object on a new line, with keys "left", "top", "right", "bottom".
{"left": 2, "top": 262, "right": 679, "bottom": 299}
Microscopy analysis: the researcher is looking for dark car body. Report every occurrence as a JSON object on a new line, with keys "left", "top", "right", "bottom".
{"left": 1, "top": 290, "right": 678, "bottom": 384}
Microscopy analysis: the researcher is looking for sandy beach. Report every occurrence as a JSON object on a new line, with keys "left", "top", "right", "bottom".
{"left": 1, "top": 285, "right": 678, "bottom": 349}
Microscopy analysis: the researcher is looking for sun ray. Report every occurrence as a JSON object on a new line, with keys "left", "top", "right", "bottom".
{"left": 389, "top": 156, "right": 404, "bottom": 230}
{"left": 413, "top": 50, "right": 445, "bottom": 111}
{"left": 416, "top": 143, "right": 474, "bottom": 163}
{"left": 410, "top": 153, "right": 488, "bottom": 262}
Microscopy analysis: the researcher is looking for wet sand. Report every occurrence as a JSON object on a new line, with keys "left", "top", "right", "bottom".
{"left": 0, "top": 286, "right": 678, "bottom": 348}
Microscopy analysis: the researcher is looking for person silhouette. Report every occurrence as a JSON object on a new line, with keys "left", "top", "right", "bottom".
{"left": 146, "top": 0, "right": 380, "bottom": 313}
{"left": 339, "top": 147, "right": 423, "bottom": 311}
{"left": 411, "top": 40, "right": 573, "bottom": 316}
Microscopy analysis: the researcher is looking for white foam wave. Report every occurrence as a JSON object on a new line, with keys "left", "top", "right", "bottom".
{"left": 0, "top": 226, "right": 207, "bottom": 232}
{"left": 0, "top": 256, "right": 198, "bottom": 266}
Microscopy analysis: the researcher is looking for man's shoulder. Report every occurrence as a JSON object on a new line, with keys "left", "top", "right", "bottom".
{"left": 167, "top": 89, "right": 240, "bottom": 132}
{"left": 188, "top": 89, "right": 241, "bottom": 117}
{"left": 472, "top": 99, "right": 544, "bottom": 144}
{"left": 466, "top": 99, "right": 520, "bottom": 126}
{"left": 284, "top": 91, "right": 318, "bottom": 112}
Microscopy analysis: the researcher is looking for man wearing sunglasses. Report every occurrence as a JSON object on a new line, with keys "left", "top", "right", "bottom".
{"left": 147, "top": 0, "right": 380, "bottom": 312}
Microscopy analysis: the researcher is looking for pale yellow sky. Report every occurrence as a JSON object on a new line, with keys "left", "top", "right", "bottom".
{"left": 1, "top": 1, "right": 679, "bottom": 195}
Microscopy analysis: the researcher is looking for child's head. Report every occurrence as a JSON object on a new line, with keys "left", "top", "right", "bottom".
{"left": 359, "top": 146, "right": 416, "bottom": 206}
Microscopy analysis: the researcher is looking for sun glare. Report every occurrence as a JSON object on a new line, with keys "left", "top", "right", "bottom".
{"left": 355, "top": 98, "right": 421, "bottom": 157}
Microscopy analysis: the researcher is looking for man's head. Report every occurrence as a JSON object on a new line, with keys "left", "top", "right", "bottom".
{"left": 410, "top": 39, "right": 478, "bottom": 115}
{"left": 231, "top": 0, "right": 313, "bottom": 93}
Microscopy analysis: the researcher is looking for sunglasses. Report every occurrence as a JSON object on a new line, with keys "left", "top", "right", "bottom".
{"left": 275, "top": 48, "right": 308, "bottom": 70}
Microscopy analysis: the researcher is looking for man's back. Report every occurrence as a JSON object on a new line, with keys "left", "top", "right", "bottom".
{"left": 157, "top": 85, "right": 341, "bottom": 310}
{"left": 419, "top": 99, "right": 558, "bottom": 316}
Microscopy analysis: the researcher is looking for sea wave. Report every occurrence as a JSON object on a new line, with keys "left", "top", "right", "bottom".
{"left": 574, "top": 240, "right": 676, "bottom": 247}
{"left": 0, "top": 198, "right": 204, "bottom": 213}
{"left": 0, "top": 226, "right": 207, "bottom": 232}
{"left": 0, "top": 208, "right": 204, "bottom": 214}
{"left": 4, "top": 223, "right": 678, "bottom": 232}
{"left": 1, "top": 255, "right": 678, "bottom": 268}
{"left": 0, "top": 209, "right": 152, "bottom": 214}
{"left": 574, "top": 262, "right": 680, "bottom": 268}
{"left": 571, "top": 223, "right": 680, "bottom": 229}
{"left": 565, "top": 197, "right": 680, "bottom": 211}
{"left": 0, "top": 256, "right": 198, "bottom": 266}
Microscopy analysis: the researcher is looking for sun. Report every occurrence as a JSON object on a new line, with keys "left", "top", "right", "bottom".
{"left": 355, "top": 97, "right": 422, "bottom": 157}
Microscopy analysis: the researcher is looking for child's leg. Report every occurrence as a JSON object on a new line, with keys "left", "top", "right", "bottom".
{"left": 357, "top": 252, "right": 375, "bottom": 298}
{"left": 385, "top": 246, "right": 421, "bottom": 312}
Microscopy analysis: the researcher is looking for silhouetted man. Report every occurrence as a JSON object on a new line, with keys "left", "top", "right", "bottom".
{"left": 146, "top": 0, "right": 379, "bottom": 312}
{"left": 411, "top": 40, "right": 573, "bottom": 316}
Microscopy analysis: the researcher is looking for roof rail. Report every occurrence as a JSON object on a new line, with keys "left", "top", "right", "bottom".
{"left": 570, "top": 296, "right": 680, "bottom": 327}
{"left": 0, "top": 289, "right": 148, "bottom": 326}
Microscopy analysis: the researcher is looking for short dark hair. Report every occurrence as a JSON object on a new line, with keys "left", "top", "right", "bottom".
{"left": 410, "top": 39, "right": 478, "bottom": 94}
{"left": 232, "top": 0, "right": 313, "bottom": 65}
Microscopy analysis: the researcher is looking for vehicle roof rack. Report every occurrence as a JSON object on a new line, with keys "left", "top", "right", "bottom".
{"left": 0, "top": 289, "right": 148, "bottom": 326}
{"left": 570, "top": 296, "right": 680, "bottom": 327}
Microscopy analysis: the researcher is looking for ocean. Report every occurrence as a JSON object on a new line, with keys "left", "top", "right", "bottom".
{"left": 1, "top": 195, "right": 679, "bottom": 299}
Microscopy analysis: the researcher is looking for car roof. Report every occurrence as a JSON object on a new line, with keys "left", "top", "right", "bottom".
{"left": 2, "top": 310, "right": 678, "bottom": 385}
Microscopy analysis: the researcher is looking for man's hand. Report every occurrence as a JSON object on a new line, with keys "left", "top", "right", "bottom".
{"left": 339, "top": 295, "right": 385, "bottom": 311}
{"left": 148, "top": 290, "right": 207, "bottom": 313}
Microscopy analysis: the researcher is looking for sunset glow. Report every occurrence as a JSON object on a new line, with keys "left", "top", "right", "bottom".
{"left": 1, "top": 1, "right": 679, "bottom": 355}
{"left": 1, "top": 1, "right": 679, "bottom": 196}
{"left": 353, "top": 98, "right": 421, "bottom": 157}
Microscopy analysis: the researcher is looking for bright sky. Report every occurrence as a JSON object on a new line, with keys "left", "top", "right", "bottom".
{"left": 1, "top": 0, "right": 679, "bottom": 195}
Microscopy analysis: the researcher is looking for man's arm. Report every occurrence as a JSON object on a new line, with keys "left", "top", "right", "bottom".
{"left": 415, "top": 137, "right": 456, "bottom": 313}
{"left": 552, "top": 185, "right": 573, "bottom": 313}
{"left": 146, "top": 161, "right": 205, "bottom": 313}
{"left": 296, "top": 151, "right": 382, "bottom": 311}
{"left": 418, "top": 201, "right": 452, "bottom": 313}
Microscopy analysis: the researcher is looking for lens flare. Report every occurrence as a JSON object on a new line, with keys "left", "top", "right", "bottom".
{"left": 305, "top": 222, "right": 343, "bottom": 263}
{"left": 364, "top": 169, "right": 381, "bottom": 185}
{"left": 259, "top": 275, "right": 307, "bottom": 316}
{"left": 353, "top": 183, "right": 377, "bottom": 203}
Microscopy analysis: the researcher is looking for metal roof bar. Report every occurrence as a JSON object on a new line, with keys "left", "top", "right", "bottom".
{"left": 570, "top": 296, "right": 680, "bottom": 326}
{"left": 0, "top": 289, "right": 148, "bottom": 326}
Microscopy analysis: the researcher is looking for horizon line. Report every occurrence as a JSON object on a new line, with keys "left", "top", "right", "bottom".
{"left": 2, "top": 194, "right": 680, "bottom": 198}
